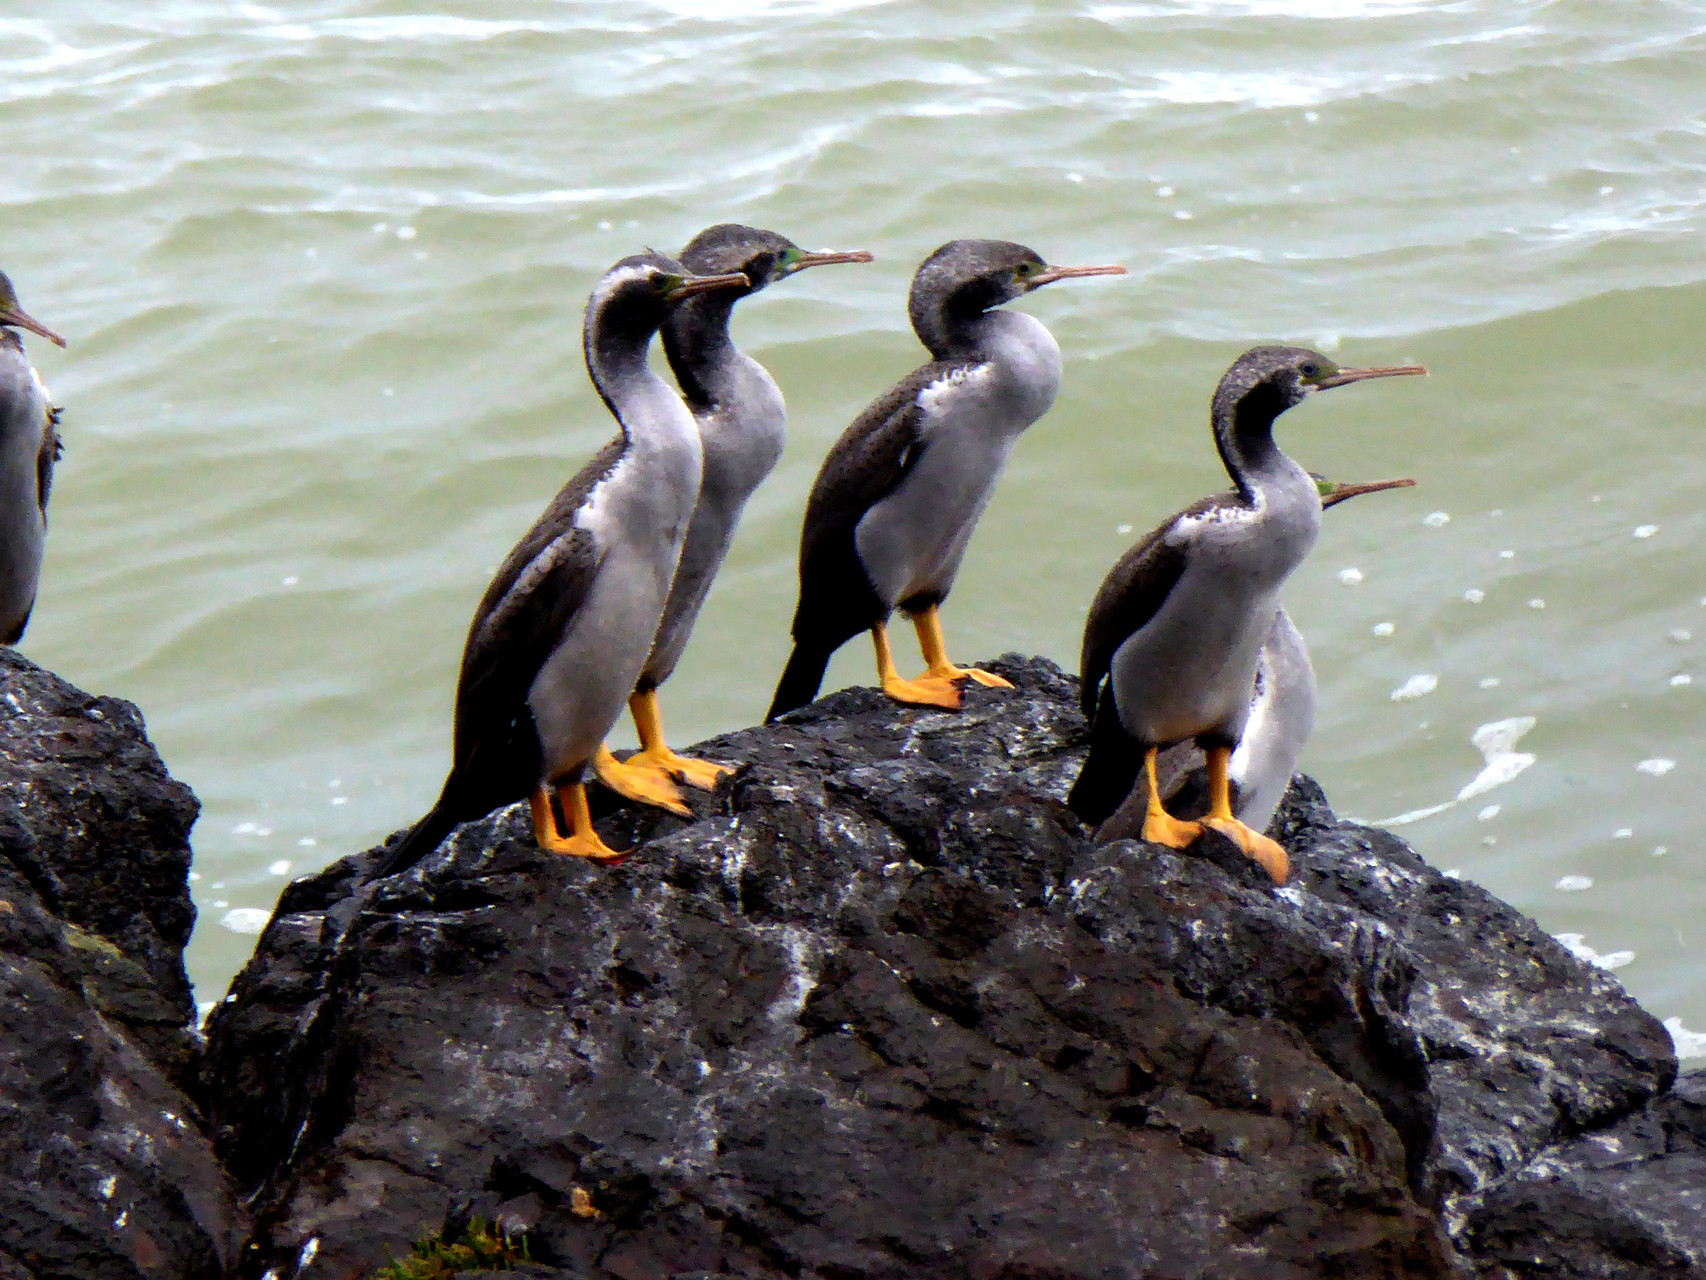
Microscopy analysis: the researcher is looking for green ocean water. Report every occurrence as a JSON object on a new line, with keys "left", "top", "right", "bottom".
{"left": 3, "top": 0, "right": 1704, "bottom": 1043}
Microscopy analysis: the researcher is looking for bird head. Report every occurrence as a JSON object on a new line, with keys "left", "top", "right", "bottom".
{"left": 0, "top": 272, "right": 66, "bottom": 349}
{"left": 679, "top": 225, "right": 872, "bottom": 296}
{"left": 587, "top": 252, "right": 748, "bottom": 327}
{"left": 908, "top": 240, "right": 1124, "bottom": 356}
{"left": 1214, "top": 346, "right": 1426, "bottom": 421}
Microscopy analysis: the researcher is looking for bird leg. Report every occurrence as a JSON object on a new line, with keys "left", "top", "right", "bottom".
{"left": 872, "top": 622, "right": 961, "bottom": 709}
{"left": 1199, "top": 746, "right": 1289, "bottom": 884}
{"left": 911, "top": 605, "right": 1014, "bottom": 690}
{"left": 530, "top": 783, "right": 629, "bottom": 863}
{"left": 591, "top": 689, "right": 726, "bottom": 814}
{"left": 1140, "top": 746, "right": 1203, "bottom": 849}
{"left": 627, "top": 689, "right": 733, "bottom": 790}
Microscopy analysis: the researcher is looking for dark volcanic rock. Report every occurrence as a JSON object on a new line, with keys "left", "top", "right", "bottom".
{"left": 1462, "top": 1069, "right": 1706, "bottom": 1276}
{"left": 0, "top": 650, "right": 200, "bottom": 1084}
{"left": 0, "top": 651, "right": 238, "bottom": 1279}
{"left": 202, "top": 656, "right": 1678, "bottom": 1279}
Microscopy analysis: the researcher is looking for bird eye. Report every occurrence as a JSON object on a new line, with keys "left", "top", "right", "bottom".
{"left": 1300, "top": 361, "right": 1320, "bottom": 378}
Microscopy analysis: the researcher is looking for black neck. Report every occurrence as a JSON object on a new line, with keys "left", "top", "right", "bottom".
{"left": 584, "top": 309, "right": 660, "bottom": 438}
{"left": 1214, "top": 382, "right": 1288, "bottom": 502}
{"left": 661, "top": 290, "right": 739, "bottom": 412}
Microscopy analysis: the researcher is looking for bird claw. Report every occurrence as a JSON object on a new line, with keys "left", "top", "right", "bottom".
{"left": 923, "top": 663, "right": 1014, "bottom": 690}
{"left": 881, "top": 673, "right": 963, "bottom": 710}
{"left": 1142, "top": 811, "right": 1204, "bottom": 850}
{"left": 1202, "top": 817, "right": 1289, "bottom": 884}
{"left": 592, "top": 751, "right": 694, "bottom": 817}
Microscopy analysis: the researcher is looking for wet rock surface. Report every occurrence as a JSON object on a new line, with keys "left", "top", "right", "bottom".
{"left": 199, "top": 656, "right": 1688, "bottom": 1279}
{"left": 1462, "top": 1068, "right": 1706, "bottom": 1277}
{"left": 0, "top": 651, "right": 237, "bottom": 1280}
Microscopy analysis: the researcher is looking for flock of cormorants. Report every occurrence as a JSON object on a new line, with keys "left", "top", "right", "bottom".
{"left": 0, "top": 225, "right": 1424, "bottom": 890}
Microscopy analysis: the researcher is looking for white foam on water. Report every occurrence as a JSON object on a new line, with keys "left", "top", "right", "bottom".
{"left": 1614, "top": 827, "right": 1633, "bottom": 839}
{"left": 1390, "top": 673, "right": 1438, "bottom": 701}
{"left": 1423, "top": 511, "right": 1450, "bottom": 527}
{"left": 1377, "top": 716, "right": 1536, "bottom": 825}
{"left": 1338, "top": 567, "right": 1363, "bottom": 585}
{"left": 1636, "top": 758, "right": 1676, "bottom": 776}
{"left": 267, "top": 859, "right": 292, "bottom": 876}
{"left": 1555, "top": 875, "right": 1593, "bottom": 892}
{"left": 1665, "top": 1018, "right": 1706, "bottom": 1060}
{"left": 1464, "top": 588, "right": 1485, "bottom": 603}
{"left": 1634, "top": 524, "right": 1658, "bottom": 538}
{"left": 1372, "top": 621, "right": 1395, "bottom": 636}
{"left": 1554, "top": 932, "right": 1632, "bottom": 970}
{"left": 1090, "top": 0, "right": 1435, "bottom": 21}
{"left": 220, "top": 908, "right": 271, "bottom": 935}
{"left": 1671, "top": 675, "right": 1693, "bottom": 687}
{"left": 1477, "top": 804, "right": 1500, "bottom": 821}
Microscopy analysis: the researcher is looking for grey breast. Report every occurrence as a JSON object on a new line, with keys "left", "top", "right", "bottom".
{"left": 853, "top": 310, "right": 1062, "bottom": 609}
{"left": 0, "top": 350, "right": 50, "bottom": 639}
{"left": 1110, "top": 467, "right": 1321, "bottom": 748}
{"left": 644, "top": 353, "right": 785, "bottom": 685}
{"left": 526, "top": 377, "right": 703, "bottom": 783}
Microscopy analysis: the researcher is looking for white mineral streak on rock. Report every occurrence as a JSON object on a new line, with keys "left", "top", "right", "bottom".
{"left": 1378, "top": 716, "right": 1536, "bottom": 826}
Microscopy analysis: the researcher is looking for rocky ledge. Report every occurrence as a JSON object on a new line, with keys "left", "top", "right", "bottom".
{"left": 184, "top": 655, "right": 1698, "bottom": 1280}
{"left": 0, "top": 650, "right": 237, "bottom": 1280}
{"left": 0, "top": 649, "right": 1699, "bottom": 1278}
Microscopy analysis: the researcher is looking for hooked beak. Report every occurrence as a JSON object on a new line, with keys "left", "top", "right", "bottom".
{"left": 1318, "top": 364, "right": 1426, "bottom": 388}
{"left": 793, "top": 249, "right": 874, "bottom": 270}
{"left": 1029, "top": 263, "right": 1127, "bottom": 288}
{"left": 1320, "top": 477, "right": 1416, "bottom": 509}
{"left": 666, "top": 271, "right": 750, "bottom": 301}
{"left": 0, "top": 306, "right": 67, "bottom": 349}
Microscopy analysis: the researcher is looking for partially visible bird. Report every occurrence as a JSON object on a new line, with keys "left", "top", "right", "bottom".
{"left": 0, "top": 272, "right": 66, "bottom": 645}
{"left": 370, "top": 254, "right": 748, "bottom": 881}
{"left": 1068, "top": 348, "right": 1425, "bottom": 883}
{"left": 592, "top": 225, "right": 871, "bottom": 816}
{"left": 767, "top": 239, "right": 1125, "bottom": 722}
{"left": 1090, "top": 476, "right": 1416, "bottom": 847}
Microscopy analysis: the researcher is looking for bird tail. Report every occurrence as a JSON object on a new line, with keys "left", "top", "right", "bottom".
{"left": 1067, "top": 689, "right": 1144, "bottom": 827}
{"left": 766, "top": 642, "right": 833, "bottom": 723}
{"left": 366, "top": 801, "right": 460, "bottom": 883}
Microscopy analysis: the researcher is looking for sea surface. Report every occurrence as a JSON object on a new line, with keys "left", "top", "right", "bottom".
{"left": 4, "top": 0, "right": 1704, "bottom": 1045}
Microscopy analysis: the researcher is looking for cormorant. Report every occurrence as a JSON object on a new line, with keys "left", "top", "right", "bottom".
{"left": 0, "top": 272, "right": 66, "bottom": 645}
{"left": 592, "top": 225, "right": 871, "bottom": 815}
{"left": 767, "top": 239, "right": 1124, "bottom": 721}
{"left": 1090, "top": 477, "right": 1416, "bottom": 847}
{"left": 1068, "top": 348, "right": 1424, "bottom": 883}
{"left": 370, "top": 254, "right": 748, "bottom": 880}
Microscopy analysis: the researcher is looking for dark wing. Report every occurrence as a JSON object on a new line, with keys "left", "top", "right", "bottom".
{"left": 791, "top": 359, "right": 979, "bottom": 648}
{"left": 37, "top": 406, "right": 61, "bottom": 519}
{"left": 448, "top": 438, "right": 625, "bottom": 776}
{"left": 1078, "top": 492, "right": 1239, "bottom": 722}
